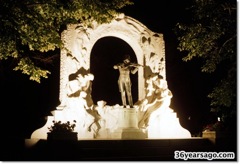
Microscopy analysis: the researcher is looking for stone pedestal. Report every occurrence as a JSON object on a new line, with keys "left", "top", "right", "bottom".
{"left": 112, "top": 108, "right": 146, "bottom": 139}
{"left": 202, "top": 131, "right": 233, "bottom": 144}
{"left": 118, "top": 108, "right": 138, "bottom": 128}
{"left": 112, "top": 128, "right": 146, "bottom": 139}
{"left": 202, "top": 131, "right": 216, "bottom": 144}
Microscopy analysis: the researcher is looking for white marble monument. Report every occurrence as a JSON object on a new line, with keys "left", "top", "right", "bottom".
{"left": 31, "top": 14, "right": 191, "bottom": 140}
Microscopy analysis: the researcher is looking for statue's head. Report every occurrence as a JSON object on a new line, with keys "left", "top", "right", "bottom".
{"left": 123, "top": 54, "right": 131, "bottom": 63}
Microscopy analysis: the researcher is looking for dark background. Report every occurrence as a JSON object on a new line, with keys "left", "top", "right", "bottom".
{"left": 2, "top": 0, "right": 218, "bottom": 140}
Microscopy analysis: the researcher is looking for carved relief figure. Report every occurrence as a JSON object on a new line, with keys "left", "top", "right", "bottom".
{"left": 61, "top": 72, "right": 101, "bottom": 138}
{"left": 136, "top": 73, "right": 173, "bottom": 128}
{"left": 95, "top": 101, "right": 119, "bottom": 133}
{"left": 141, "top": 34, "right": 163, "bottom": 76}
{"left": 73, "top": 25, "right": 90, "bottom": 70}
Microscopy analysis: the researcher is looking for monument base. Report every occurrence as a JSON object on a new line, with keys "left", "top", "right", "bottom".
{"left": 118, "top": 108, "right": 139, "bottom": 128}
{"left": 112, "top": 108, "right": 146, "bottom": 139}
{"left": 112, "top": 128, "right": 146, "bottom": 139}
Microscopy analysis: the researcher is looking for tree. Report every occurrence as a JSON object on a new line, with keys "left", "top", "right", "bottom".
{"left": 174, "top": 0, "right": 236, "bottom": 130}
{"left": 0, "top": 0, "right": 133, "bottom": 82}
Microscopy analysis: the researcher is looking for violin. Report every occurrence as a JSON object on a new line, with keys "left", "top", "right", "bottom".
{"left": 129, "top": 63, "right": 144, "bottom": 67}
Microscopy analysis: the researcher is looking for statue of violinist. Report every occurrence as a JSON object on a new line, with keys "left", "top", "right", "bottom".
{"left": 113, "top": 54, "right": 143, "bottom": 108}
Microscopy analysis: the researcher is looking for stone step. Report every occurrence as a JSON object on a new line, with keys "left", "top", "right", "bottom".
{"left": 23, "top": 138, "right": 219, "bottom": 161}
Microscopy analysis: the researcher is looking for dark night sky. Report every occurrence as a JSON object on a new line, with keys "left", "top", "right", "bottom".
{"left": 3, "top": 0, "right": 219, "bottom": 139}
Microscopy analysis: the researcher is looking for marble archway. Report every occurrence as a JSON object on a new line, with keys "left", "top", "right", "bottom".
{"left": 30, "top": 14, "right": 192, "bottom": 140}
{"left": 59, "top": 14, "right": 166, "bottom": 106}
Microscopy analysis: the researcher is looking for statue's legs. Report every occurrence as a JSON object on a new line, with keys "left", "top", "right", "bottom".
{"left": 119, "top": 79, "right": 133, "bottom": 107}
{"left": 121, "top": 91, "right": 127, "bottom": 107}
{"left": 125, "top": 82, "right": 133, "bottom": 107}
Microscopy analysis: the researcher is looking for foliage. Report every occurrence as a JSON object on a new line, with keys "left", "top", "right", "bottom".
{"left": 48, "top": 120, "right": 76, "bottom": 133}
{"left": 174, "top": 0, "right": 236, "bottom": 128}
{"left": 0, "top": 0, "right": 133, "bottom": 82}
